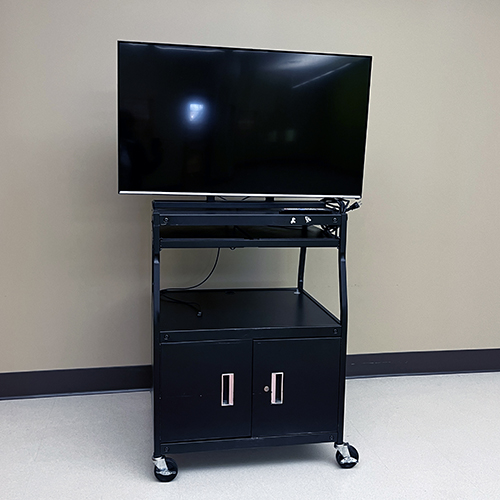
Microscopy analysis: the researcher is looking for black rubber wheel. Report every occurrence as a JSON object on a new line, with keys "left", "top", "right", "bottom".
{"left": 154, "top": 457, "right": 178, "bottom": 482}
{"left": 335, "top": 445, "right": 359, "bottom": 469}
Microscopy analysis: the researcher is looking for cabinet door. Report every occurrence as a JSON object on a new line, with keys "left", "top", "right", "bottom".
{"left": 159, "top": 340, "right": 252, "bottom": 442}
{"left": 252, "top": 337, "right": 340, "bottom": 437}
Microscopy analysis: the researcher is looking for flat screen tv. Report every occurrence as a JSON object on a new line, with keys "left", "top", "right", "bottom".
{"left": 118, "top": 41, "right": 372, "bottom": 199}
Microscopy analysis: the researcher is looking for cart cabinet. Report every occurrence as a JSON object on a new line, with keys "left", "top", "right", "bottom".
{"left": 151, "top": 200, "right": 359, "bottom": 482}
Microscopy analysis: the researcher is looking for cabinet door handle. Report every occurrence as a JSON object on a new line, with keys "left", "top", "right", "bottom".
{"left": 271, "top": 372, "right": 284, "bottom": 405}
{"left": 221, "top": 373, "right": 234, "bottom": 406}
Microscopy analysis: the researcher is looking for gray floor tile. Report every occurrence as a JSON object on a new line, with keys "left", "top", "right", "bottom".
{"left": 1, "top": 372, "right": 499, "bottom": 499}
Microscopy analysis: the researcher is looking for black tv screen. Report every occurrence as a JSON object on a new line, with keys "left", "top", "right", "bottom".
{"left": 118, "top": 41, "right": 372, "bottom": 199}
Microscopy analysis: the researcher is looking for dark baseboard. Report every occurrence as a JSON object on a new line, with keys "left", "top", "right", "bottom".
{"left": 346, "top": 348, "right": 500, "bottom": 378}
{"left": 0, "top": 365, "right": 152, "bottom": 400}
{"left": 1, "top": 349, "right": 499, "bottom": 399}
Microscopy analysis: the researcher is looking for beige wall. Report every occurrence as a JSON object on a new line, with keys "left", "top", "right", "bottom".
{"left": 1, "top": 0, "right": 500, "bottom": 373}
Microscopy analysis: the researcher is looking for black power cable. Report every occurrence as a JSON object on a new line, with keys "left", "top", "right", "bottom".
{"left": 345, "top": 201, "right": 362, "bottom": 212}
{"left": 321, "top": 198, "right": 362, "bottom": 214}
{"left": 160, "top": 248, "right": 221, "bottom": 317}
{"left": 161, "top": 295, "right": 204, "bottom": 317}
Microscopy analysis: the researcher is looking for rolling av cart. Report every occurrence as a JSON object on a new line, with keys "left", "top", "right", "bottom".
{"left": 151, "top": 199, "right": 359, "bottom": 482}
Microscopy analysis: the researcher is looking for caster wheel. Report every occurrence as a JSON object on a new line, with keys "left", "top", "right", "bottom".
{"left": 154, "top": 457, "right": 178, "bottom": 482}
{"left": 336, "top": 444, "right": 359, "bottom": 469}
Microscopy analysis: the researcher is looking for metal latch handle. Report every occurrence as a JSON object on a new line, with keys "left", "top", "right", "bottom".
{"left": 271, "top": 372, "right": 284, "bottom": 405}
{"left": 221, "top": 373, "right": 234, "bottom": 406}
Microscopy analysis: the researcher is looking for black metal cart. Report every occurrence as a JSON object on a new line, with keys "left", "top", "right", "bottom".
{"left": 151, "top": 199, "right": 358, "bottom": 481}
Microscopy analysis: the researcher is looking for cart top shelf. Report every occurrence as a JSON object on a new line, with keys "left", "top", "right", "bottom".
{"left": 153, "top": 200, "right": 344, "bottom": 248}
{"left": 159, "top": 224, "right": 339, "bottom": 248}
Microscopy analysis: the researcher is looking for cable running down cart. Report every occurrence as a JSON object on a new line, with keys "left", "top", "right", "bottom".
{"left": 160, "top": 248, "right": 221, "bottom": 317}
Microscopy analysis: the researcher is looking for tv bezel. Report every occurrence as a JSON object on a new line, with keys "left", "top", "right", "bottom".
{"left": 117, "top": 40, "right": 372, "bottom": 200}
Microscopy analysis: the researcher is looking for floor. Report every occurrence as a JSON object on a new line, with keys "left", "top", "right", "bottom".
{"left": 1, "top": 372, "right": 499, "bottom": 499}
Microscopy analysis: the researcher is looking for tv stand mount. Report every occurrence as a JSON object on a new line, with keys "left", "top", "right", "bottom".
{"left": 150, "top": 199, "right": 358, "bottom": 482}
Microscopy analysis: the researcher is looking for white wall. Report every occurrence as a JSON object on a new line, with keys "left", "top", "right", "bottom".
{"left": 1, "top": 0, "right": 499, "bottom": 373}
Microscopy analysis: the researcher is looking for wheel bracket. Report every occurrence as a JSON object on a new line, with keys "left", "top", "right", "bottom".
{"left": 152, "top": 455, "right": 175, "bottom": 476}
{"left": 335, "top": 442, "right": 358, "bottom": 465}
